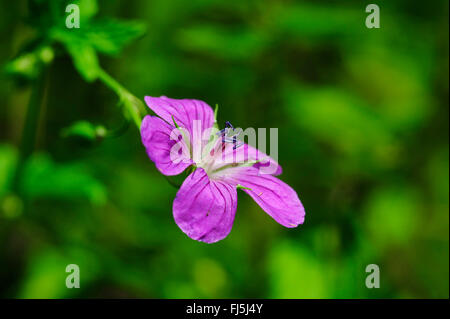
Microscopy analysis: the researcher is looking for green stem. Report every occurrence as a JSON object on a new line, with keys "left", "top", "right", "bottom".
{"left": 12, "top": 71, "right": 47, "bottom": 193}
{"left": 97, "top": 68, "right": 145, "bottom": 128}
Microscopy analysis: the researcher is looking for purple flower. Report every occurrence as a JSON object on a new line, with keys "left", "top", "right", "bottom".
{"left": 141, "top": 96, "right": 305, "bottom": 243}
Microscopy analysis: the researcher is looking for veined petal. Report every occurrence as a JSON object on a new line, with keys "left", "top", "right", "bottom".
{"left": 144, "top": 96, "right": 215, "bottom": 140}
{"left": 208, "top": 141, "right": 282, "bottom": 176}
{"left": 173, "top": 168, "right": 237, "bottom": 243}
{"left": 141, "top": 115, "right": 193, "bottom": 176}
{"left": 220, "top": 167, "right": 305, "bottom": 228}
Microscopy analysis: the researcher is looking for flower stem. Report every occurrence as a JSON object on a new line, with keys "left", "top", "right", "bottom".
{"left": 97, "top": 68, "right": 145, "bottom": 128}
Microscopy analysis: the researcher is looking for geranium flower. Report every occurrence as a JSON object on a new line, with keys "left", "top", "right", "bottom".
{"left": 141, "top": 96, "right": 305, "bottom": 243}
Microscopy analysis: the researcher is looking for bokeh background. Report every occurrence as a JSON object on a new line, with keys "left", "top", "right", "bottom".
{"left": 0, "top": 0, "right": 448, "bottom": 298}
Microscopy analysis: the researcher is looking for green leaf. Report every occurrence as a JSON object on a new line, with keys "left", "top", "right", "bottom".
{"left": 51, "top": 26, "right": 100, "bottom": 81}
{"left": 18, "top": 249, "right": 70, "bottom": 299}
{"left": 84, "top": 19, "right": 146, "bottom": 55}
{"left": 176, "top": 25, "right": 267, "bottom": 60}
{"left": 268, "top": 240, "right": 330, "bottom": 298}
{"left": 18, "top": 246, "right": 101, "bottom": 298}
{"left": 74, "top": 0, "right": 99, "bottom": 21}
{"left": 61, "top": 120, "right": 107, "bottom": 141}
{"left": 273, "top": 4, "right": 362, "bottom": 38}
{"left": 364, "top": 186, "right": 421, "bottom": 247}
{"left": 64, "top": 40, "right": 100, "bottom": 81}
{"left": 50, "top": 17, "right": 145, "bottom": 81}
{"left": 284, "top": 86, "right": 397, "bottom": 169}
{"left": 4, "top": 46, "right": 54, "bottom": 79}
{"left": 20, "top": 154, "right": 107, "bottom": 205}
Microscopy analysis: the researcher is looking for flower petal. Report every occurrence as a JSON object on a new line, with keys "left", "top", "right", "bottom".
{"left": 173, "top": 168, "right": 237, "bottom": 243}
{"left": 208, "top": 141, "right": 282, "bottom": 176}
{"left": 141, "top": 115, "right": 193, "bottom": 176}
{"left": 221, "top": 167, "right": 305, "bottom": 228}
{"left": 144, "top": 96, "right": 215, "bottom": 138}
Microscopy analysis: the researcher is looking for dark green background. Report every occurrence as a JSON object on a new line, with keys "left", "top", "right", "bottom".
{"left": 0, "top": 0, "right": 448, "bottom": 298}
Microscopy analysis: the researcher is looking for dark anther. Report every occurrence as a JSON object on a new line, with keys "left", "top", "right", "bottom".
{"left": 216, "top": 121, "right": 243, "bottom": 149}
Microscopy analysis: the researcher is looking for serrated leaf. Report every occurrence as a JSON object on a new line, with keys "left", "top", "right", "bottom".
{"left": 67, "top": 43, "right": 99, "bottom": 82}
{"left": 65, "top": 40, "right": 100, "bottom": 81}
{"left": 85, "top": 19, "right": 146, "bottom": 55}
{"left": 51, "top": 17, "right": 145, "bottom": 81}
{"left": 50, "top": 28, "right": 99, "bottom": 81}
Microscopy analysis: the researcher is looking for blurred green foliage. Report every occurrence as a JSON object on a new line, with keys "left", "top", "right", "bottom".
{"left": 0, "top": 0, "right": 448, "bottom": 298}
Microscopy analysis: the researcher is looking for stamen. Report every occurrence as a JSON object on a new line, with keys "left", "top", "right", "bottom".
{"left": 216, "top": 121, "right": 244, "bottom": 149}
{"left": 216, "top": 128, "right": 227, "bottom": 136}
